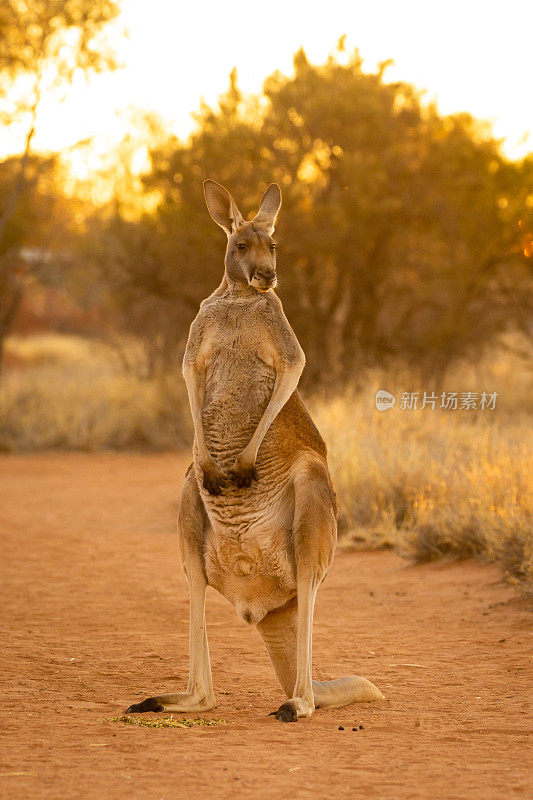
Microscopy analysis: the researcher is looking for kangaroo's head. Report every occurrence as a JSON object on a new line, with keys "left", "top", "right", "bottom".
{"left": 204, "top": 180, "right": 282, "bottom": 293}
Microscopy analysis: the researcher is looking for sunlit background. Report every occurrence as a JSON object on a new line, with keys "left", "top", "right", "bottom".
{"left": 1, "top": 0, "right": 532, "bottom": 170}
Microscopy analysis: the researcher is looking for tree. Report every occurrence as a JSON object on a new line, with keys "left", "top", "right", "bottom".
{"left": 0, "top": 152, "right": 57, "bottom": 375}
{"left": 98, "top": 48, "right": 533, "bottom": 388}
{"left": 0, "top": 0, "right": 119, "bottom": 383}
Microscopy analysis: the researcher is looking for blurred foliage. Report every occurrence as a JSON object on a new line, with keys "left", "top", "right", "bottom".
{"left": 0, "top": 0, "right": 118, "bottom": 83}
{"left": 92, "top": 48, "right": 533, "bottom": 386}
{"left": 1, "top": 41, "right": 532, "bottom": 387}
{"left": 0, "top": 0, "right": 119, "bottom": 382}
{"left": 0, "top": 152, "right": 68, "bottom": 373}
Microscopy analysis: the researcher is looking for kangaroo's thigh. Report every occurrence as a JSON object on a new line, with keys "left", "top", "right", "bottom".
{"left": 292, "top": 456, "right": 337, "bottom": 579}
{"left": 256, "top": 453, "right": 339, "bottom": 701}
{"left": 178, "top": 464, "right": 210, "bottom": 577}
{"left": 256, "top": 598, "right": 298, "bottom": 698}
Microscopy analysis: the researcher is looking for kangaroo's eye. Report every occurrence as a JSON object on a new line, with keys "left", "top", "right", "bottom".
{"left": 270, "top": 243, "right": 276, "bottom": 252}
{"left": 236, "top": 242, "right": 247, "bottom": 252}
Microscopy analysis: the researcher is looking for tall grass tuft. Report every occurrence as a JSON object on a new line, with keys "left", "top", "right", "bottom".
{"left": 311, "top": 379, "right": 532, "bottom": 593}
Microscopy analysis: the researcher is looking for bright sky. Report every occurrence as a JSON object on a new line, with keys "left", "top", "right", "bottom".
{"left": 8, "top": 0, "right": 533, "bottom": 163}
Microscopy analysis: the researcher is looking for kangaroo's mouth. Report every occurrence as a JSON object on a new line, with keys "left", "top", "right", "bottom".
{"left": 250, "top": 273, "right": 277, "bottom": 292}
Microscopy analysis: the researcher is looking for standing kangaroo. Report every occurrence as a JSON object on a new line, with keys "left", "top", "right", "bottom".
{"left": 127, "top": 181, "right": 384, "bottom": 721}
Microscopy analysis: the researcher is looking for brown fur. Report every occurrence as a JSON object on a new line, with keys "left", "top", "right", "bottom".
{"left": 126, "top": 181, "right": 383, "bottom": 721}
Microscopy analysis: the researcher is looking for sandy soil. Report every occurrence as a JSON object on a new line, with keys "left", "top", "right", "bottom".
{"left": 0, "top": 452, "right": 531, "bottom": 800}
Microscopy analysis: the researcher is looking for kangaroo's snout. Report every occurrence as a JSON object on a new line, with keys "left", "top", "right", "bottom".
{"left": 255, "top": 266, "right": 276, "bottom": 282}
{"left": 251, "top": 265, "right": 277, "bottom": 291}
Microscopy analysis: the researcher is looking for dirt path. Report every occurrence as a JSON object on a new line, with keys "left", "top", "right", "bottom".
{"left": 0, "top": 453, "right": 531, "bottom": 799}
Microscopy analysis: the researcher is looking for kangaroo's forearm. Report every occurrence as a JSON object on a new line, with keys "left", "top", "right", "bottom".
{"left": 246, "top": 364, "right": 302, "bottom": 460}
{"left": 183, "top": 365, "right": 210, "bottom": 463}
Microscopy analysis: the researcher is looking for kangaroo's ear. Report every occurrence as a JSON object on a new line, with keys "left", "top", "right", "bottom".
{"left": 204, "top": 180, "right": 244, "bottom": 236}
{"left": 252, "top": 183, "right": 282, "bottom": 235}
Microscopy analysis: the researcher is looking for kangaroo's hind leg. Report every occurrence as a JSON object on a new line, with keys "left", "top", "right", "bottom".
{"left": 256, "top": 458, "right": 384, "bottom": 722}
{"left": 126, "top": 468, "right": 216, "bottom": 714}
{"left": 257, "top": 601, "right": 384, "bottom": 721}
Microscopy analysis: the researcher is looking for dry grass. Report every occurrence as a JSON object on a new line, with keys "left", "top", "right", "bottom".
{"left": 311, "top": 369, "right": 532, "bottom": 593}
{"left": 0, "top": 335, "right": 191, "bottom": 451}
{"left": 1, "top": 333, "right": 531, "bottom": 591}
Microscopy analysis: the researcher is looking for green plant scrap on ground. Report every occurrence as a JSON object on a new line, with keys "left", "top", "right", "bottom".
{"left": 108, "top": 715, "right": 227, "bottom": 729}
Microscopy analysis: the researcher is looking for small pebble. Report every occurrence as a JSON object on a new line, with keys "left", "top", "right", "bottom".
{"left": 338, "top": 725, "right": 344, "bottom": 730}
{"left": 359, "top": 724, "right": 364, "bottom": 730}
{"left": 352, "top": 727, "right": 357, "bottom": 731}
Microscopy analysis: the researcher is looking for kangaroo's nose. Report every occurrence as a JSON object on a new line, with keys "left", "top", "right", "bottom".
{"left": 255, "top": 266, "right": 276, "bottom": 281}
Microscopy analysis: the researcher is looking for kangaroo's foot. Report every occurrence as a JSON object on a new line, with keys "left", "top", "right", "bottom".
{"left": 269, "top": 696, "right": 314, "bottom": 723}
{"left": 125, "top": 696, "right": 164, "bottom": 713}
{"left": 268, "top": 676, "right": 384, "bottom": 722}
{"left": 313, "top": 676, "right": 385, "bottom": 707}
{"left": 126, "top": 692, "right": 216, "bottom": 714}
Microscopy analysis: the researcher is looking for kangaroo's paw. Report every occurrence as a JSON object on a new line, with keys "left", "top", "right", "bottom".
{"left": 229, "top": 464, "right": 258, "bottom": 489}
{"left": 201, "top": 461, "right": 227, "bottom": 495}
{"left": 229, "top": 450, "right": 258, "bottom": 489}
{"left": 126, "top": 692, "right": 216, "bottom": 714}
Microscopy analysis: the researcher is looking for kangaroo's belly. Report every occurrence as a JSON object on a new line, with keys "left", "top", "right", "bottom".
{"left": 194, "top": 443, "right": 297, "bottom": 623}
{"left": 204, "top": 517, "right": 296, "bottom": 625}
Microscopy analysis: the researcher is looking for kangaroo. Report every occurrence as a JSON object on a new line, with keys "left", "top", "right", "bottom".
{"left": 126, "top": 180, "right": 384, "bottom": 721}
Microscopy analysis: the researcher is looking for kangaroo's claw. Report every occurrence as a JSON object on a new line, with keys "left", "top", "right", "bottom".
{"left": 126, "top": 697, "right": 164, "bottom": 714}
{"left": 269, "top": 702, "right": 299, "bottom": 722}
{"left": 201, "top": 462, "right": 227, "bottom": 495}
{"left": 229, "top": 464, "right": 258, "bottom": 488}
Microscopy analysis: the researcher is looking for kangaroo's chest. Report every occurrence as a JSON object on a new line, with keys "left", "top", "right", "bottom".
{"left": 199, "top": 306, "right": 276, "bottom": 457}
{"left": 203, "top": 307, "right": 274, "bottom": 388}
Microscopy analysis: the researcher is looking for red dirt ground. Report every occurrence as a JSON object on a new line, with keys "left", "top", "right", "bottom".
{"left": 0, "top": 452, "right": 531, "bottom": 799}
